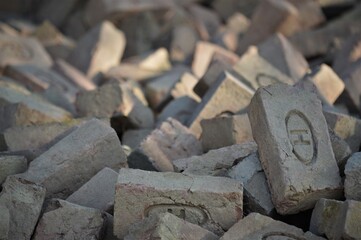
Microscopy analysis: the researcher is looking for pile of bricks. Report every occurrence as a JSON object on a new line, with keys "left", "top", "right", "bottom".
{"left": 0, "top": 0, "right": 361, "bottom": 239}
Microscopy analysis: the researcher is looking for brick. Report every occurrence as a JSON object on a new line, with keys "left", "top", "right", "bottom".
{"left": 188, "top": 71, "right": 254, "bottom": 138}
{"left": 238, "top": 0, "right": 324, "bottom": 54}
{"left": 323, "top": 110, "right": 361, "bottom": 152}
{"left": 0, "top": 118, "right": 109, "bottom": 152}
{"left": 84, "top": 0, "right": 174, "bottom": 27}
{"left": 0, "top": 22, "right": 18, "bottom": 36}
{"left": 4, "top": 64, "right": 78, "bottom": 113}
{"left": 114, "top": 168, "right": 243, "bottom": 238}
{"left": 52, "top": 59, "right": 96, "bottom": 91}
{"left": 228, "top": 153, "right": 275, "bottom": 216}
{"left": 18, "top": 119, "right": 127, "bottom": 198}
{"left": 33, "top": 199, "right": 105, "bottom": 240}
{"left": 192, "top": 41, "right": 239, "bottom": 78}
{"left": 232, "top": 46, "right": 294, "bottom": 91}
{"left": 32, "top": 21, "right": 75, "bottom": 60}
{"left": 0, "top": 81, "right": 72, "bottom": 131}
{"left": 174, "top": 142, "right": 257, "bottom": 176}
{"left": 122, "top": 129, "right": 152, "bottom": 150}
{"left": 345, "top": 152, "right": 361, "bottom": 200}
{"left": 106, "top": 63, "right": 162, "bottom": 82}
{"left": 125, "top": 213, "right": 219, "bottom": 240}
{"left": 317, "top": 0, "right": 356, "bottom": 7}
{"left": 305, "top": 64, "right": 344, "bottom": 105}
{"left": 171, "top": 72, "right": 200, "bottom": 102}
{"left": 128, "top": 48, "right": 171, "bottom": 72}
{"left": 212, "top": 0, "right": 259, "bottom": 19}
{"left": 188, "top": 5, "right": 221, "bottom": 41}
{"left": 0, "top": 155, "right": 27, "bottom": 184}
{"left": 63, "top": 10, "right": 88, "bottom": 41}
{"left": 170, "top": 24, "right": 199, "bottom": 63}
{"left": 339, "top": 60, "right": 361, "bottom": 112}
{"left": 0, "top": 33, "right": 52, "bottom": 68}
{"left": 310, "top": 198, "right": 361, "bottom": 239}
{"left": 220, "top": 213, "right": 324, "bottom": 240}
{"left": 329, "top": 128, "right": 352, "bottom": 172}
{"left": 67, "top": 21, "right": 126, "bottom": 78}
{"left": 200, "top": 113, "right": 253, "bottom": 152}
{"left": 0, "top": 205, "right": 9, "bottom": 240}
{"left": 145, "top": 65, "right": 189, "bottom": 109}
{"left": 157, "top": 96, "right": 198, "bottom": 126}
{"left": 76, "top": 82, "right": 154, "bottom": 128}
{"left": 257, "top": 33, "right": 309, "bottom": 81}
{"left": 248, "top": 83, "right": 342, "bottom": 214}
{"left": 226, "top": 13, "right": 250, "bottom": 35}
{"left": 66, "top": 167, "right": 118, "bottom": 211}
{"left": 36, "top": 0, "right": 80, "bottom": 27}
{"left": 194, "top": 56, "right": 233, "bottom": 97}
{"left": 0, "top": 176, "right": 46, "bottom": 240}
{"left": 140, "top": 118, "right": 202, "bottom": 172}
{"left": 289, "top": 4, "right": 361, "bottom": 58}
{"left": 333, "top": 33, "right": 361, "bottom": 75}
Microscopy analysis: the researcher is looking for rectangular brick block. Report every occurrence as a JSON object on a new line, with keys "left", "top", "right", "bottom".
{"left": 310, "top": 198, "right": 361, "bottom": 239}
{"left": 114, "top": 168, "right": 243, "bottom": 238}
{"left": 228, "top": 153, "right": 275, "bottom": 216}
{"left": 174, "top": 142, "right": 257, "bottom": 176}
{"left": 249, "top": 83, "right": 342, "bottom": 214}
{"left": 221, "top": 213, "right": 324, "bottom": 240}
{"left": 200, "top": 113, "right": 253, "bottom": 152}
{"left": 18, "top": 119, "right": 127, "bottom": 198}
{"left": 188, "top": 71, "right": 254, "bottom": 138}
{"left": 0, "top": 176, "right": 46, "bottom": 240}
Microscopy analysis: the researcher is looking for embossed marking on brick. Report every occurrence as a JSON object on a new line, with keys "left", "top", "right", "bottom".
{"left": 286, "top": 111, "right": 316, "bottom": 165}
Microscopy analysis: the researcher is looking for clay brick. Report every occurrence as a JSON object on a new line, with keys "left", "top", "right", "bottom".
{"left": 289, "top": 4, "right": 361, "bottom": 58}
{"left": 122, "top": 129, "right": 152, "bottom": 150}
{"left": 0, "top": 118, "right": 109, "bottom": 152}
{"left": 84, "top": 0, "right": 174, "bottom": 27}
{"left": 171, "top": 72, "right": 200, "bottom": 102}
{"left": 323, "top": 110, "right": 361, "bottom": 152}
{"left": 32, "top": 21, "right": 75, "bottom": 60}
{"left": 345, "top": 152, "right": 361, "bottom": 200}
{"left": 238, "top": 0, "right": 324, "bottom": 54}
{"left": 305, "top": 64, "right": 344, "bottom": 105}
{"left": 0, "top": 176, "right": 46, "bottom": 240}
{"left": 0, "top": 81, "right": 72, "bottom": 131}
{"left": 125, "top": 213, "right": 219, "bottom": 240}
{"left": 0, "top": 33, "right": 52, "bottom": 68}
{"left": 145, "top": 65, "right": 189, "bottom": 109}
{"left": 67, "top": 21, "right": 126, "bottom": 78}
{"left": 232, "top": 46, "right": 294, "bottom": 91}
{"left": 33, "top": 199, "right": 106, "bottom": 240}
{"left": 52, "top": 59, "right": 96, "bottom": 91}
{"left": 140, "top": 118, "right": 202, "bottom": 172}
{"left": 0, "top": 205, "right": 9, "bottom": 240}
{"left": 174, "top": 142, "right": 257, "bottom": 176}
{"left": 221, "top": 213, "right": 324, "bottom": 240}
{"left": 192, "top": 41, "right": 239, "bottom": 79}
{"left": 18, "top": 119, "right": 127, "bottom": 198}
{"left": 0, "top": 155, "right": 27, "bottom": 184}
{"left": 194, "top": 56, "right": 233, "bottom": 97}
{"left": 76, "top": 82, "right": 154, "bottom": 128}
{"left": 310, "top": 198, "right": 361, "bottom": 239}
{"left": 228, "top": 153, "right": 275, "bottom": 216}
{"left": 257, "top": 33, "right": 309, "bottom": 81}
{"left": 188, "top": 71, "right": 254, "bottom": 138}
{"left": 157, "top": 96, "right": 198, "bottom": 126}
{"left": 114, "top": 168, "right": 243, "bottom": 238}
{"left": 249, "top": 83, "right": 342, "bottom": 214}
{"left": 36, "top": 0, "right": 80, "bottom": 27}
{"left": 66, "top": 167, "right": 118, "bottom": 211}
{"left": 329, "top": 128, "right": 352, "bottom": 172}
{"left": 200, "top": 113, "right": 253, "bottom": 152}
{"left": 4, "top": 64, "right": 78, "bottom": 113}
